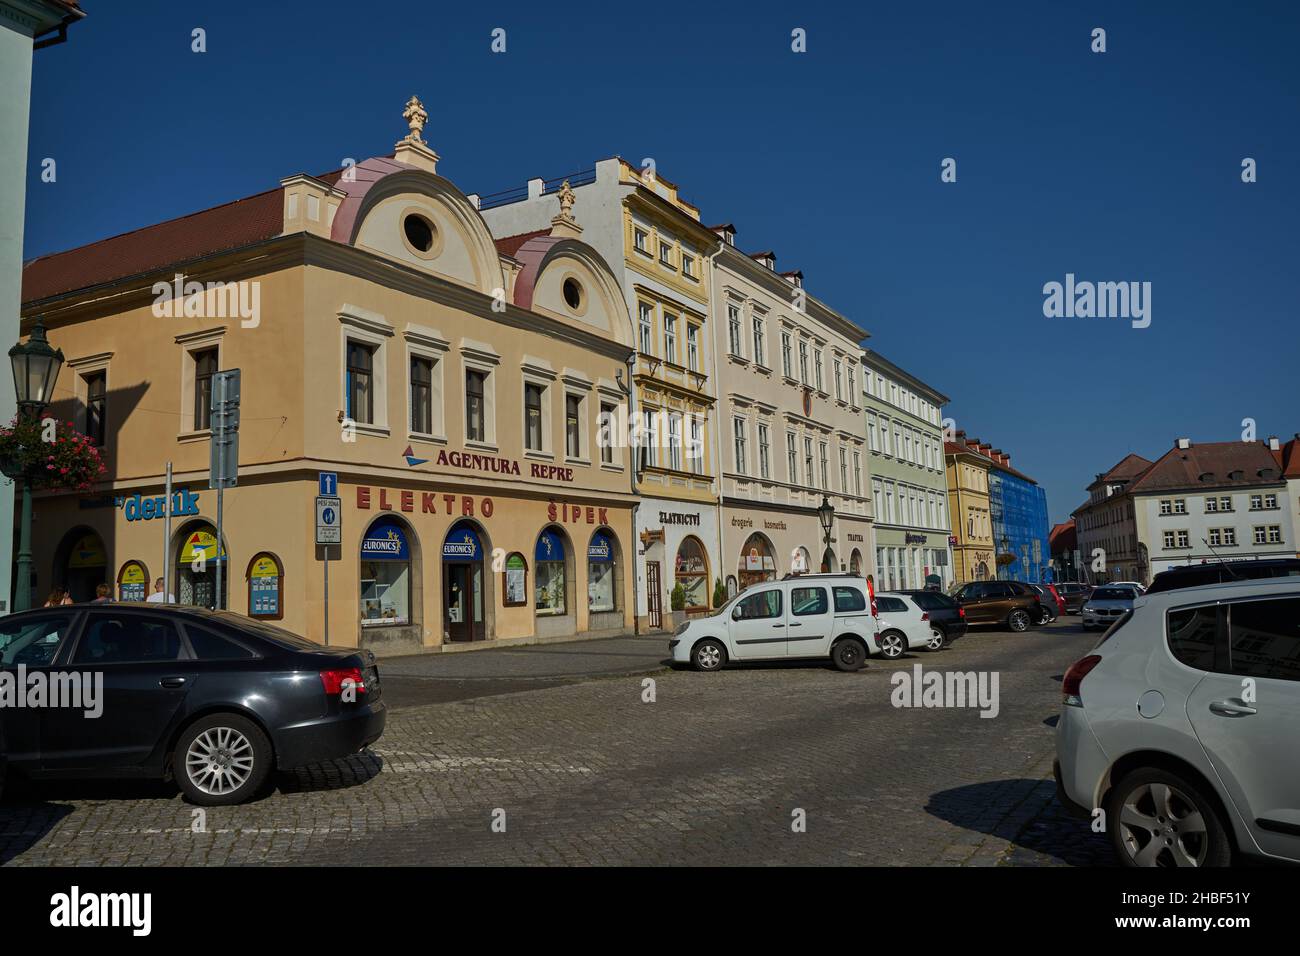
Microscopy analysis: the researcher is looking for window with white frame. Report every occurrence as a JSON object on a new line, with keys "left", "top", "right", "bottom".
{"left": 786, "top": 431, "right": 798, "bottom": 481}
{"left": 781, "top": 332, "right": 792, "bottom": 377}
{"left": 639, "top": 409, "right": 658, "bottom": 469}
{"left": 819, "top": 441, "right": 829, "bottom": 490}
{"left": 839, "top": 446, "right": 848, "bottom": 490}
{"left": 846, "top": 367, "right": 856, "bottom": 403}
{"left": 853, "top": 451, "right": 862, "bottom": 495}
{"left": 733, "top": 417, "right": 748, "bottom": 475}
{"left": 799, "top": 340, "right": 809, "bottom": 383}
{"left": 752, "top": 315, "right": 766, "bottom": 366}
{"left": 689, "top": 415, "right": 703, "bottom": 474}
{"left": 524, "top": 381, "right": 547, "bottom": 452}
{"left": 565, "top": 392, "right": 585, "bottom": 459}
{"left": 1268, "top": 525, "right": 1282, "bottom": 543}
{"left": 728, "top": 305, "right": 743, "bottom": 357}
{"left": 804, "top": 437, "right": 815, "bottom": 487}
{"left": 686, "top": 323, "right": 699, "bottom": 372}
{"left": 599, "top": 403, "right": 617, "bottom": 465}
{"left": 833, "top": 360, "right": 843, "bottom": 401}
{"left": 758, "top": 422, "right": 771, "bottom": 479}
{"left": 664, "top": 313, "right": 678, "bottom": 365}
{"left": 814, "top": 348, "right": 824, "bottom": 391}
{"left": 668, "top": 412, "right": 683, "bottom": 471}
{"left": 638, "top": 302, "right": 653, "bottom": 355}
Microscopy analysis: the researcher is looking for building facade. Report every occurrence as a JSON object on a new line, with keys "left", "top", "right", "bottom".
{"left": 945, "top": 438, "right": 994, "bottom": 583}
{"left": 20, "top": 101, "right": 639, "bottom": 655}
{"left": 986, "top": 456, "right": 1051, "bottom": 583}
{"left": 479, "top": 159, "right": 726, "bottom": 628}
{"left": 1, "top": 0, "right": 84, "bottom": 612}
{"left": 1131, "top": 438, "right": 1295, "bottom": 580}
{"left": 1072, "top": 453, "right": 1150, "bottom": 583}
{"left": 861, "top": 349, "right": 951, "bottom": 589}
{"left": 710, "top": 227, "right": 872, "bottom": 596}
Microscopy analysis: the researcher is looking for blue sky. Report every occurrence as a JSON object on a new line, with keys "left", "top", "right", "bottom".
{"left": 24, "top": 0, "right": 1300, "bottom": 522}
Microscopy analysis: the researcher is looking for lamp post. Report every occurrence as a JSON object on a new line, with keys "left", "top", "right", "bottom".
{"left": 5, "top": 316, "right": 64, "bottom": 611}
{"left": 817, "top": 494, "right": 834, "bottom": 573}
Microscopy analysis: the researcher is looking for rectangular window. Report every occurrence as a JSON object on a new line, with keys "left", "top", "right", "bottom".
{"left": 1177, "top": 530, "right": 1190, "bottom": 548}
{"left": 1223, "top": 527, "right": 1236, "bottom": 546}
{"left": 781, "top": 332, "right": 792, "bottom": 377}
{"left": 634, "top": 228, "right": 648, "bottom": 253}
{"left": 804, "top": 437, "right": 814, "bottom": 489}
{"left": 681, "top": 252, "right": 695, "bottom": 278}
{"left": 466, "top": 369, "right": 486, "bottom": 443}
{"left": 1174, "top": 499, "right": 1187, "bottom": 515}
{"left": 410, "top": 356, "right": 433, "bottom": 434}
{"left": 728, "top": 305, "right": 742, "bottom": 356}
{"left": 853, "top": 452, "right": 862, "bottom": 495}
{"left": 1163, "top": 530, "right": 1176, "bottom": 548}
{"left": 1253, "top": 526, "right": 1267, "bottom": 544}
{"left": 1250, "top": 494, "right": 1263, "bottom": 510}
{"left": 664, "top": 313, "right": 677, "bottom": 364}
{"left": 799, "top": 340, "right": 809, "bottom": 383}
{"left": 1205, "top": 497, "right": 1218, "bottom": 513}
{"left": 689, "top": 416, "right": 703, "bottom": 474}
{"left": 833, "top": 360, "right": 843, "bottom": 401}
{"left": 752, "top": 317, "right": 765, "bottom": 366}
{"left": 1269, "top": 525, "right": 1282, "bottom": 543}
{"left": 1209, "top": 528, "right": 1222, "bottom": 547}
{"left": 639, "top": 410, "right": 657, "bottom": 469}
{"left": 194, "top": 347, "right": 219, "bottom": 430}
{"left": 599, "top": 403, "right": 616, "bottom": 465}
{"left": 787, "top": 431, "right": 798, "bottom": 481}
{"left": 686, "top": 324, "right": 699, "bottom": 371}
{"left": 733, "top": 417, "right": 748, "bottom": 475}
{"left": 84, "top": 370, "right": 107, "bottom": 446}
{"left": 668, "top": 413, "right": 683, "bottom": 471}
{"left": 819, "top": 441, "right": 829, "bottom": 490}
{"left": 868, "top": 415, "right": 877, "bottom": 452}
{"left": 758, "top": 423, "right": 771, "bottom": 479}
{"left": 565, "top": 394, "right": 581, "bottom": 458}
{"left": 525, "top": 383, "right": 544, "bottom": 452}
{"left": 839, "top": 447, "right": 848, "bottom": 490}
{"left": 1265, "top": 493, "right": 1278, "bottom": 509}
{"left": 814, "top": 349, "right": 824, "bottom": 391}
{"left": 1228, "top": 597, "right": 1300, "bottom": 681}
{"left": 846, "top": 368, "right": 855, "bottom": 402}
{"left": 659, "top": 240, "right": 673, "bottom": 266}
{"left": 791, "top": 587, "right": 829, "bottom": 616}
{"left": 1159, "top": 499, "right": 1171, "bottom": 516}
{"left": 639, "top": 302, "right": 653, "bottom": 355}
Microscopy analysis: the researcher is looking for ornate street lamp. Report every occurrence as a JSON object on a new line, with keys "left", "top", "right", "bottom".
{"left": 5, "top": 316, "right": 64, "bottom": 611}
{"left": 817, "top": 494, "right": 834, "bottom": 572}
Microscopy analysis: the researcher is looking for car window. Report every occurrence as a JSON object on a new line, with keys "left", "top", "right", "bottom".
{"left": 1227, "top": 597, "right": 1300, "bottom": 682}
{"left": 989, "top": 583, "right": 1014, "bottom": 598}
{"left": 0, "top": 613, "right": 74, "bottom": 667}
{"left": 733, "top": 589, "right": 782, "bottom": 620}
{"left": 833, "top": 586, "right": 866, "bottom": 613}
{"left": 791, "top": 587, "right": 829, "bottom": 616}
{"left": 913, "top": 592, "right": 955, "bottom": 611}
{"left": 72, "top": 614, "right": 183, "bottom": 664}
{"left": 1092, "top": 588, "right": 1133, "bottom": 601}
{"left": 876, "top": 596, "right": 908, "bottom": 614}
{"left": 184, "top": 624, "right": 257, "bottom": 661}
{"left": 207, "top": 612, "right": 322, "bottom": 650}
{"left": 1167, "top": 605, "right": 1218, "bottom": 671}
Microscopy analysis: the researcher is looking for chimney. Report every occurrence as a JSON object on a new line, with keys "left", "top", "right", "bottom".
{"left": 1268, "top": 435, "right": 1280, "bottom": 451}
{"left": 1176, "top": 437, "right": 1191, "bottom": 449}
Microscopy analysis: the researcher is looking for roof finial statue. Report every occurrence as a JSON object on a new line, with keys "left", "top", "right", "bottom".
{"left": 402, "top": 95, "right": 428, "bottom": 145}
{"left": 557, "top": 180, "right": 577, "bottom": 221}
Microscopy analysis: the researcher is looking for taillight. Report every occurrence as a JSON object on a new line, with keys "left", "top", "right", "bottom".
{"left": 920, "top": 612, "right": 930, "bottom": 622}
{"left": 958, "top": 607, "right": 966, "bottom": 619}
{"left": 867, "top": 578, "right": 877, "bottom": 617}
{"left": 320, "top": 666, "right": 366, "bottom": 695}
{"left": 1061, "top": 655, "right": 1102, "bottom": 706}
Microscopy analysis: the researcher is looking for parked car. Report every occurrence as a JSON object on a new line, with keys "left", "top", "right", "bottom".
{"left": 1055, "top": 578, "right": 1300, "bottom": 866}
{"left": 948, "top": 580, "right": 1041, "bottom": 632}
{"left": 1026, "top": 583, "right": 1066, "bottom": 623}
{"left": 0, "top": 604, "right": 386, "bottom": 806}
{"left": 1109, "top": 581, "right": 1147, "bottom": 595}
{"left": 1145, "top": 558, "right": 1300, "bottom": 594}
{"left": 670, "top": 573, "right": 879, "bottom": 671}
{"left": 897, "top": 589, "right": 967, "bottom": 648}
{"left": 874, "top": 592, "right": 935, "bottom": 657}
{"left": 1080, "top": 585, "right": 1138, "bottom": 629}
{"left": 1053, "top": 582, "right": 1093, "bottom": 614}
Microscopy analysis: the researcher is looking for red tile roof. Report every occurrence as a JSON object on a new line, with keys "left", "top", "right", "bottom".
{"left": 493, "top": 229, "right": 551, "bottom": 260}
{"left": 22, "top": 169, "right": 345, "bottom": 304}
{"left": 1127, "top": 440, "right": 1286, "bottom": 493}
{"left": 1102, "top": 453, "right": 1153, "bottom": 481}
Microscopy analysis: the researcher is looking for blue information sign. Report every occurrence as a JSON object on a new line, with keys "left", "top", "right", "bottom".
{"left": 319, "top": 472, "right": 338, "bottom": 496}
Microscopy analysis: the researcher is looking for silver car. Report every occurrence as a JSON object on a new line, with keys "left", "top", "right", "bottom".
{"left": 1055, "top": 578, "right": 1300, "bottom": 866}
{"left": 1080, "top": 585, "right": 1136, "bottom": 629}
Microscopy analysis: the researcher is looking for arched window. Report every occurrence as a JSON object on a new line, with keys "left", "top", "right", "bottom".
{"left": 176, "top": 522, "right": 226, "bottom": 609}
{"left": 675, "top": 536, "right": 709, "bottom": 610}
{"left": 738, "top": 533, "right": 776, "bottom": 590}
{"left": 535, "top": 528, "right": 567, "bottom": 615}
{"left": 587, "top": 530, "right": 617, "bottom": 612}
{"left": 360, "top": 517, "right": 412, "bottom": 626}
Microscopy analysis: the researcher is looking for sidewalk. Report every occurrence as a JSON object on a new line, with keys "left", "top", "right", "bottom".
{"left": 378, "top": 635, "right": 672, "bottom": 681}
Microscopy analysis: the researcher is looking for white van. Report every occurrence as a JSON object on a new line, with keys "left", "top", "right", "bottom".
{"left": 669, "top": 574, "right": 880, "bottom": 672}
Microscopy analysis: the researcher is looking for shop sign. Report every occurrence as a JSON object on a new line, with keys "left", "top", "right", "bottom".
{"left": 904, "top": 533, "right": 928, "bottom": 545}
{"left": 442, "top": 526, "right": 482, "bottom": 562}
{"left": 118, "top": 561, "right": 148, "bottom": 601}
{"left": 659, "top": 512, "right": 701, "bottom": 526}
{"left": 357, "top": 486, "right": 495, "bottom": 518}
{"left": 846, "top": 532, "right": 865, "bottom": 543}
{"left": 119, "top": 489, "right": 200, "bottom": 522}
{"left": 536, "top": 529, "right": 566, "bottom": 562}
{"left": 68, "top": 534, "right": 107, "bottom": 568}
{"left": 547, "top": 501, "right": 610, "bottom": 525}
{"left": 180, "top": 529, "right": 225, "bottom": 564}
{"left": 362, "top": 520, "right": 410, "bottom": 561}
{"left": 249, "top": 554, "right": 282, "bottom": 617}
{"left": 588, "top": 533, "right": 614, "bottom": 563}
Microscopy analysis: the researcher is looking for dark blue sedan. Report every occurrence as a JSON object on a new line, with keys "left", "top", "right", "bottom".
{"left": 0, "top": 603, "right": 385, "bottom": 805}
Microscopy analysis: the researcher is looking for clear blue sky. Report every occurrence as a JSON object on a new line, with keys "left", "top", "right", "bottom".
{"left": 24, "top": 0, "right": 1300, "bottom": 522}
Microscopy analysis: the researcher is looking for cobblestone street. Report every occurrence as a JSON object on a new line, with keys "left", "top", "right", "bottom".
{"left": 0, "top": 622, "right": 1114, "bottom": 866}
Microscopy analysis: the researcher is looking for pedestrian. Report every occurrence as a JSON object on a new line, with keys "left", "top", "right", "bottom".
{"left": 145, "top": 577, "right": 175, "bottom": 604}
{"left": 92, "top": 583, "right": 112, "bottom": 603}
{"left": 42, "top": 588, "right": 65, "bottom": 607}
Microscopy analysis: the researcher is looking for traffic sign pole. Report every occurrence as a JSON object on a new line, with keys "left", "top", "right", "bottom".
{"left": 316, "top": 478, "right": 341, "bottom": 646}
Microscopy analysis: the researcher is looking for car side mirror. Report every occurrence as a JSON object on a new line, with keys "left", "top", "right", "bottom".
{"left": 732, "top": 606, "right": 744, "bottom": 621}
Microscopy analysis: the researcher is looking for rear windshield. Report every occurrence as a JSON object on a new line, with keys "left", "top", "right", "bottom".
{"left": 1091, "top": 587, "right": 1134, "bottom": 601}
{"left": 207, "top": 612, "right": 324, "bottom": 650}
{"left": 911, "top": 592, "right": 956, "bottom": 611}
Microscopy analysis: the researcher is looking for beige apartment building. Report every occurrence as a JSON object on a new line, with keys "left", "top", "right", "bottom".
{"left": 19, "top": 99, "right": 638, "bottom": 655}
{"left": 945, "top": 439, "right": 995, "bottom": 582}
{"left": 709, "top": 227, "right": 872, "bottom": 593}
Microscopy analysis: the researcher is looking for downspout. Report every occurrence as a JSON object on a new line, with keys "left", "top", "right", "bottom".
{"left": 621, "top": 352, "right": 639, "bottom": 636}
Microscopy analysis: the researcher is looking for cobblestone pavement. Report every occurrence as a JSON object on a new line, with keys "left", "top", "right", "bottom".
{"left": 0, "top": 622, "right": 1114, "bottom": 866}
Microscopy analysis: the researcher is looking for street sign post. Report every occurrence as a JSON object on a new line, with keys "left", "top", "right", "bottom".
{"left": 316, "top": 487, "right": 341, "bottom": 645}
{"left": 208, "top": 369, "right": 240, "bottom": 610}
{"left": 319, "top": 472, "right": 338, "bottom": 497}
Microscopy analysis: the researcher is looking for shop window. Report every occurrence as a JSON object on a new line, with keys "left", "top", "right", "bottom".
{"left": 360, "top": 517, "right": 412, "bottom": 626}
{"left": 177, "top": 524, "right": 226, "bottom": 610}
{"left": 502, "top": 552, "right": 528, "bottom": 607}
{"left": 738, "top": 533, "right": 776, "bottom": 590}
{"left": 58, "top": 528, "right": 107, "bottom": 603}
{"left": 246, "top": 552, "right": 284, "bottom": 620}
{"left": 675, "top": 536, "right": 709, "bottom": 610}
{"left": 588, "top": 531, "right": 617, "bottom": 612}
{"left": 117, "top": 560, "right": 149, "bottom": 602}
{"left": 535, "top": 529, "right": 568, "bottom": 616}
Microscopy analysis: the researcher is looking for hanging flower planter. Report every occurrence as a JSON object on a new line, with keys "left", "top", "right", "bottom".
{"left": 0, "top": 416, "right": 105, "bottom": 492}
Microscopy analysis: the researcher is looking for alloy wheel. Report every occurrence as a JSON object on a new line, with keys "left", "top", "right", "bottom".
{"left": 880, "top": 632, "right": 904, "bottom": 658}
{"left": 926, "top": 628, "right": 945, "bottom": 650}
{"left": 1118, "top": 781, "right": 1210, "bottom": 867}
{"left": 185, "top": 726, "right": 255, "bottom": 796}
{"left": 695, "top": 642, "right": 722, "bottom": 671}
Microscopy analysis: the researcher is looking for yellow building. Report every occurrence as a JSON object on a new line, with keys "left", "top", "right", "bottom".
{"left": 19, "top": 99, "right": 639, "bottom": 655}
{"left": 945, "top": 436, "right": 995, "bottom": 583}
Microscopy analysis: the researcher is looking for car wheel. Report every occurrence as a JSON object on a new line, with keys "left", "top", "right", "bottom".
{"left": 832, "top": 637, "right": 867, "bottom": 672}
{"left": 878, "top": 630, "right": 906, "bottom": 659}
{"left": 173, "top": 713, "right": 272, "bottom": 807}
{"left": 925, "top": 627, "right": 946, "bottom": 651}
{"left": 692, "top": 638, "right": 726, "bottom": 672}
{"left": 1033, "top": 605, "right": 1052, "bottom": 626}
{"left": 1007, "top": 609, "right": 1031, "bottom": 632}
{"left": 1107, "top": 768, "right": 1232, "bottom": 867}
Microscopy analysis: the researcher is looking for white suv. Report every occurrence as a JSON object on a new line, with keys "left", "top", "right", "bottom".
{"left": 670, "top": 574, "right": 880, "bottom": 672}
{"left": 1055, "top": 577, "right": 1300, "bottom": 866}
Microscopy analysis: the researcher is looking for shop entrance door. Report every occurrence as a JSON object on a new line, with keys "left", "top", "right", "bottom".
{"left": 445, "top": 562, "right": 484, "bottom": 641}
{"left": 646, "top": 561, "right": 662, "bottom": 630}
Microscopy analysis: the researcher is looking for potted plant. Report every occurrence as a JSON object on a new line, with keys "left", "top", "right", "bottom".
{"left": 712, "top": 577, "right": 727, "bottom": 609}
{"left": 668, "top": 583, "right": 687, "bottom": 631}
